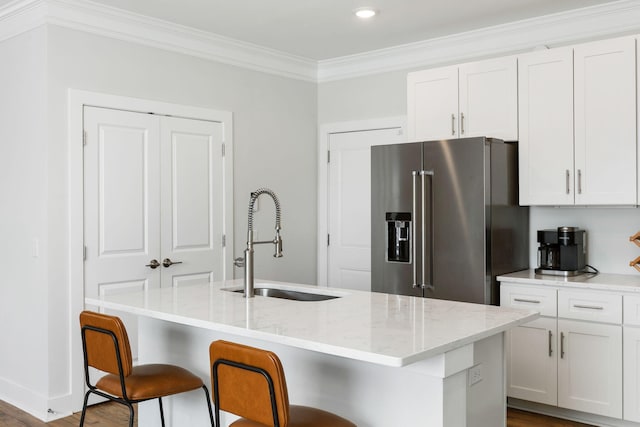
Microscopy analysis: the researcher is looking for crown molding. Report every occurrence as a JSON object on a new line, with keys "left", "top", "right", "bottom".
{"left": 317, "top": 0, "right": 640, "bottom": 82}
{"left": 0, "top": 0, "right": 318, "bottom": 82}
{"left": 0, "top": 0, "right": 46, "bottom": 41}
{"left": 2, "top": 0, "right": 640, "bottom": 83}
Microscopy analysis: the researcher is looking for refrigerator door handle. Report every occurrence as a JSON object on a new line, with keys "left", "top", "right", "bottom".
{"left": 421, "top": 170, "right": 435, "bottom": 290}
{"left": 412, "top": 171, "right": 419, "bottom": 288}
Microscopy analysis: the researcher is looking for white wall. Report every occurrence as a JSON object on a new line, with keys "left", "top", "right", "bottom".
{"left": 530, "top": 207, "right": 640, "bottom": 275}
{"left": 0, "top": 27, "right": 50, "bottom": 415}
{"left": 318, "top": 70, "right": 407, "bottom": 124}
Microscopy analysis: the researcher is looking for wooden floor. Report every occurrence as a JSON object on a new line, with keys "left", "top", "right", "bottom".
{"left": 0, "top": 399, "right": 593, "bottom": 426}
{"left": 507, "top": 408, "right": 594, "bottom": 427}
{"left": 0, "top": 400, "right": 136, "bottom": 427}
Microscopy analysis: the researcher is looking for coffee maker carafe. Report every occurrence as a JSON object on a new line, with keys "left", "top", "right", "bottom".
{"left": 535, "top": 226, "right": 586, "bottom": 276}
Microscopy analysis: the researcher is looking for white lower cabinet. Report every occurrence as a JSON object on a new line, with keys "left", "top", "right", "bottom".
{"left": 506, "top": 317, "right": 557, "bottom": 405}
{"left": 624, "top": 295, "right": 640, "bottom": 422}
{"left": 501, "top": 283, "right": 624, "bottom": 420}
{"left": 625, "top": 327, "right": 640, "bottom": 422}
{"left": 557, "top": 319, "right": 622, "bottom": 418}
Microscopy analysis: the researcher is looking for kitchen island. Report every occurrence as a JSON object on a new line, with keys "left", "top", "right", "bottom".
{"left": 86, "top": 280, "right": 537, "bottom": 427}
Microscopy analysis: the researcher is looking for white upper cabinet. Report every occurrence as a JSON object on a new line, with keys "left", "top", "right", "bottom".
{"left": 407, "top": 56, "right": 518, "bottom": 142}
{"left": 518, "top": 36, "right": 637, "bottom": 206}
{"left": 407, "top": 65, "right": 459, "bottom": 141}
{"left": 574, "top": 37, "right": 637, "bottom": 205}
{"left": 458, "top": 57, "right": 518, "bottom": 141}
{"left": 408, "top": 34, "right": 638, "bottom": 206}
{"left": 518, "top": 47, "right": 574, "bottom": 206}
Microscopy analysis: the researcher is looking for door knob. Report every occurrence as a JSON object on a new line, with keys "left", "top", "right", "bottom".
{"left": 162, "top": 258, "right": 183, "bottom": 268}
{"left": 145, "top": 259, "right": 160, "bottom": 269}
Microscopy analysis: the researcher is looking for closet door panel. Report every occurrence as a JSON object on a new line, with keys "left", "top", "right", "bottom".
{"left": 160, "top": 116, "right": 225, "bottom": 288}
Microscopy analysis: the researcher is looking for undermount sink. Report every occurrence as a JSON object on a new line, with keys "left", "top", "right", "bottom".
{"left": 227, "top": 286, "right": 340, "bottom": 301}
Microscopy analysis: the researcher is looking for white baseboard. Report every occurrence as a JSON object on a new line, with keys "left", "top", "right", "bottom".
{"left": 0, "top": 376, "right": 72, "bottom": 421}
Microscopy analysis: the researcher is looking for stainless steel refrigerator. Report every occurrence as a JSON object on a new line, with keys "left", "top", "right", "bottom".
{"left": 371, "top": 137, "right": 528, "bottom": 305}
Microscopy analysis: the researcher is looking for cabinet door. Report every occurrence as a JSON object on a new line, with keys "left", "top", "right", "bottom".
{"left": 557, "top": 319, "right": 622, "bottom": 418}
{"left": 459, "top": 56, "right": 518, "bottom": 141}
{"left": 505, "top": 317, "right": 558, "bottom": 405}
{"left": 574, "top": 37, "right": 637, "bottom": 205}
{"left": 407, "top": 66, "right": 458, "bottom": 141}
{"left": 518, "top": 48, "right": 574, "bottom": 205}
{"left": 624, "top": 326, "right": 640, "bottom": 422}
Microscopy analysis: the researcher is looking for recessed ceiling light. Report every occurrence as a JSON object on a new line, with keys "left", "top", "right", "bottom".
{"left": 354, "top": 8, "right": 377, "bottom": 19}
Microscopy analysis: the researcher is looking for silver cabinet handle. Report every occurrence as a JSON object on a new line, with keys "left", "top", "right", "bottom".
{"left": 421, "top": 170, "right": 435, "bottom": 290}
{"left": 145, "top": 259, "right": 160, "bottom": 269}
{"left": 412, "top": 171, "right": 419, "bottom": 288}
{"left": 560, "top": 332, "right": 565, "bottom": 359}
{"left": 514, "top": 298, "right": 541, "bottom": 304}
{"left": 572, "top": 304, "right": 604, "bottom": 310}
{"left": 565, "top": 170, "right": 570, "bottom": 195}
{"left": 162, "top": 258, "right": 183, "bottom": 268}
{"left": 577, "top": 169, "right": 582, "bottom": 194}
{"left": 548, "top": 330, "right": 553, "bottom": 357}
{"left": 451, "top": 114, "right": 456, "bottom": 136}
{"left": 460, "top": 112, "right": 465, "bottom": 135}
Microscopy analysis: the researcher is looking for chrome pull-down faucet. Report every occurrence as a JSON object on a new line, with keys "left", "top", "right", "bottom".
{"left": 243, "top": 188, "right": 283, "bottom": 297}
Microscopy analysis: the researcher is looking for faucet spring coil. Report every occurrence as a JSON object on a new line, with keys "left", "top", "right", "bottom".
{"left": 247, "top": 188, "right": 281, "bottom": 233}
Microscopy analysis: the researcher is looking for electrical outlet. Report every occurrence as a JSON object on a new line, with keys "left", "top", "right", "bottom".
{"left": 468, "top": 364, "right": 483, "bottom": 386}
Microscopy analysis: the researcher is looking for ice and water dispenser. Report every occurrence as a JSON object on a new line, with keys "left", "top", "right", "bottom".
{"left": 385, "top": 212, "right": 411, "bottom": 263}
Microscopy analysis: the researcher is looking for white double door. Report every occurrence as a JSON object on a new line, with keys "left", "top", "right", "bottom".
{"left": 83, "top": 106, "right": 226, "bottom": 355}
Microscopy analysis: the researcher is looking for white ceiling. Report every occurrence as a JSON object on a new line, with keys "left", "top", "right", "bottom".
{"left": 3, "top": 0, "right": 619, "bottom": 60}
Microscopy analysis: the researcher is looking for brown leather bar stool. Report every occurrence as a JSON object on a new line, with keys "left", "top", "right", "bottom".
{"left": 79, "top": 310, "right": 214, "bottom": 427}
{"left": 209, "top": 340, "right": 357, "bottom": 427}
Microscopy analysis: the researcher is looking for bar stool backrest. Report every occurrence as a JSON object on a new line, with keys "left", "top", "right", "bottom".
{"left": 80, "top": 311, "right": 133, "bottom": 377}
{"left": 210, "top": 340, "right": 290, "bottom": 427}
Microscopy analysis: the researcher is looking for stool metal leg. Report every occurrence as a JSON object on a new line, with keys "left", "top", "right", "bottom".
{"left": 158, "top": 397, "right": 165, "bottom": 427}
{"left": 125, "top": 401, "right": 135, "bottom": 427}
{"left": 202, "top": 385, "right": 215, "bottom": 427}
{"left": 79, "top": 390, "right": 92, "bottom": 427}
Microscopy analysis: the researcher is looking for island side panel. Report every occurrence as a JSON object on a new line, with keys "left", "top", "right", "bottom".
{"left": 467, "top": 333, "right": 507, "bottom": 427}
{"left": 136, "top": 316, "right": 496, "bottom": 427}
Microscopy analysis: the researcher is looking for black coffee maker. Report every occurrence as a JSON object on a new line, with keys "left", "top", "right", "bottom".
{"left": 535, "top": 226, "right": 586, "bottom": 276}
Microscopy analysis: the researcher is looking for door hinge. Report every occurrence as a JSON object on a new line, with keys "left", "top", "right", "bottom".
{"left": 327, "top": 150, "right": 330, "bottom": 163}
{"left": 222, "top": 143, "right": 225, "bottom": 157}
{"left": 83, "top": 245, "right": 87, "bottom": 260}
{"left": 83, "top": 131, "right": 87, "bottom": 146}
{"left": 222, "top": 234, "right": 226, "bottom": 247}
{"left": 327, "top": 234, "right": 330, "bottom": 246}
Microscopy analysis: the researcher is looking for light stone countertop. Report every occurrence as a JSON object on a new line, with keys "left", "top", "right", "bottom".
{"left": 86, "top": 279, "right": 537, "bottom": 367}
{"left": 498, "top": 269, "right": 640, "bottom": 293}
